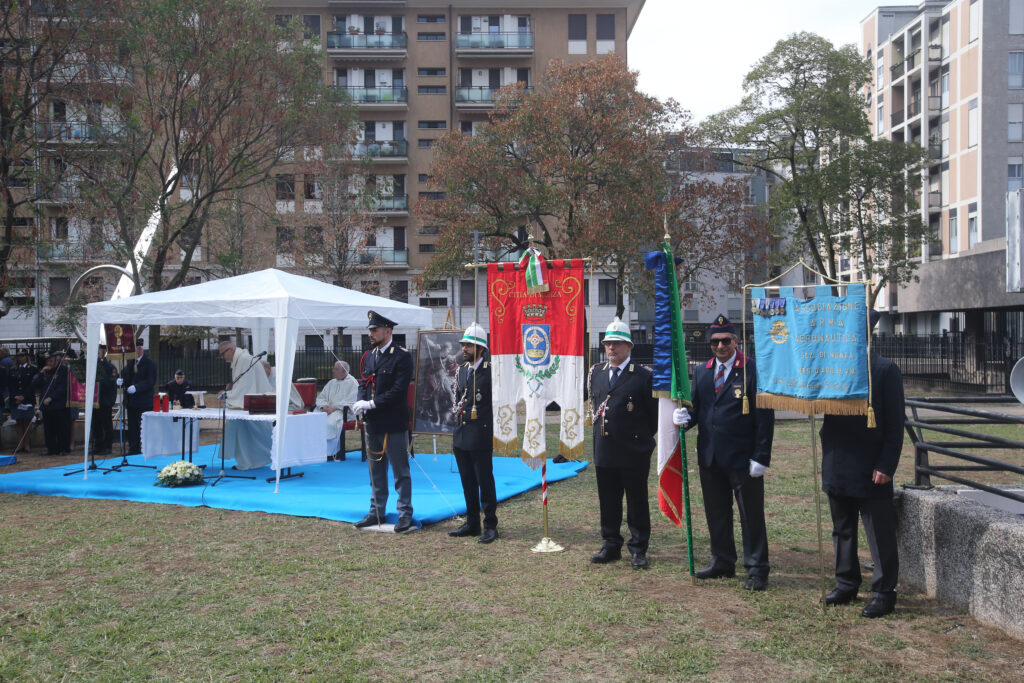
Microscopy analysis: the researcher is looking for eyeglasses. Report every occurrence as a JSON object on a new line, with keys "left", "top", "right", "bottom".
{"left": 709, "top": 337, "right": 734, "bottom": 347}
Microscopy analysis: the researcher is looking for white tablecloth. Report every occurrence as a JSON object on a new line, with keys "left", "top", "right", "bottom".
{"left": 141, "top": 409, "right": 328, "bottom": 470}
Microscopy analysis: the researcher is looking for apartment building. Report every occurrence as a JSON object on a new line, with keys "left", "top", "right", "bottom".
{"left": 263, "top": 0, "right": 646, "bottom": 347}
{"left": 861, "top": 0, "right": 1024, "bottom": 340}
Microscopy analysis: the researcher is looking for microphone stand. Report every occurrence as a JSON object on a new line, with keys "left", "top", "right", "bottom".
{"left": 107, "top": 348, "right": 155, "bottom": 474}
{"left": 209, "top": 352, "right": 265, "bottom": 486}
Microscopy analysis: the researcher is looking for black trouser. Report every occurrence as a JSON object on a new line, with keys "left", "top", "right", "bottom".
{"left": 453, "top": 446, "right": 498, "bottom": 530}
{"left": 92, "top": 405, "right": 114, "bottom": 451}
{"left": 828, "top": 492, "right": 899, "bottom": 599}
{"left": 126, "top": 407, "right": 144, "bottom": 455}
{"left": 596, "top": 462, "right": 651, "bottom": 555}
{"left": 698, "top": 463, "right": 769, "bottom": 577}
{"left": 42, "top": 408, "right": 71, "bottom": 454}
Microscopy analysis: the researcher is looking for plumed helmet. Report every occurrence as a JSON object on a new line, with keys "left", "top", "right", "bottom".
{"left": 603, "top": 317, "right": 632, "bottom": 345}
{"left": 461, "top": 322, "right": 488, "bottom": 350}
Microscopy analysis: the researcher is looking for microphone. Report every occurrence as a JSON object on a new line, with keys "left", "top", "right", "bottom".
{"left": 254, "top": 351, "right": 268, "bottom": 359}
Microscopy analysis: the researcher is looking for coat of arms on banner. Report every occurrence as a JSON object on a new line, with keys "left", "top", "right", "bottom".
{"left": 488, "top": 251, "right": 585, "bottom": 463}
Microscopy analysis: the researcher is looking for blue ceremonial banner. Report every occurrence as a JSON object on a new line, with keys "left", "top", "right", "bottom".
{"left": 750, "top": 283, "right": 871, "bottom": 416}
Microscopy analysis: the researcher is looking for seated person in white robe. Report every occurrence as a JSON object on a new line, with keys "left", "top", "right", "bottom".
{"left": 219, "top": 341, "right": 275, "bottom": 470}
{"left": 316, "top": 361, "right": 359, "bottom": 455}
{"left": 263, "top": 361, "right": 305, "bottom": 412}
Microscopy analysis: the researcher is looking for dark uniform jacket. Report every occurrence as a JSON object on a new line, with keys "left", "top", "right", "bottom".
{"left": 10, "top": 362, "right": 38, "bottom": 406}
{"left": 589, "top": 360, "right": 658, "bottom": 468}
{"left": 358, "top": 342, "right": 413, "bottom": 435}
{"left": 121, "top": 354, "right": 157, "bottom": 411}
{"left": 96, "top": 357, "right": 119, "bottom": 407}
{"left": 33, "top": 363, "right": 68, "bottom": 410}
{"left": 453, "top": 359, "right": 492, "bottom": 451}
{"left": 820, "top": 352, "right": 905, "bottom": 499}
{"left": 165, "top": 379, "right": 193, "bottom": 406}
{"left": 689, "top": 352, "right": 774, "bottom": 470}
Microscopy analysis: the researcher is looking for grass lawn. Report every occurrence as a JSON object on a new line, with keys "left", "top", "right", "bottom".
{"left": 1, "top": 416, "right": 1022, "bottom": 681}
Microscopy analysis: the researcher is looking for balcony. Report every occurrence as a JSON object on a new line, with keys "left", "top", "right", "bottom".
{"left": 35, "top": 182, "right": 80, "bottom": 204}
{"left": 905, "top": 48, "right": 922, "bottom": 73}
{"left": 927, "top": 94, "right": 942, "bottom": 112}
{"left": 37, "top": 240, "right": 117, "bottom": 262}
{"left": 455, "top": 85, "right": 532, "bottom": 109}
{"left": 35, "top": 119, "right": 126, "bottom": 142}
{"left": 370, "top": 195, "right": 408, "bottom": 213}
{"left": 927, "top": 139, "right": 943, "bottom": 163}
{"left": 928, "top": 44, "right": 942, "bottom": 62}
{"left": 351, "top": 248, "right": 409, "bottom": 266}
{"left": 455, "top": 31, "right": 534, "bottom": 57}
{"left": 325, "top": 31, "right": 407, "bottom": 59}
{"left": 908, "top": 99, "right": 921, "bottom": 118}
{"left": 353, "top": 139, "right": 408, "bottom": 160}
{"left": 891, "top": 108, "right": 905, "bottom": 127}
{"left": 928, "top": 190, "right": 942, "bottom": 212}
{"left": 329, "top": 85, "right": 407, "bottom": 109}
{"left": 890, "top": 59, "right": 905, "bottom": 79}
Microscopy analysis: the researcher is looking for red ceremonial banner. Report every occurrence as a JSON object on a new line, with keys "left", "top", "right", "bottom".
{"left": 486, "top": 259, "right": 586, "bottom": 356}
{"left": 104, "top": 323, "right": 137, "bottom": 359}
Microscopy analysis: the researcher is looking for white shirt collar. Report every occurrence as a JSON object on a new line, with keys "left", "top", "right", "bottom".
{"left": 376, "top": 339, "right": 392, "bottom": 354}
{"left": 471, "top": 356, "right": 484, "bottom": 370}
{"left": 610, "top": 356, "right": 631, "bottom": 372}
{"left": 716, "top": 351, "right": 737, "bottom": 375}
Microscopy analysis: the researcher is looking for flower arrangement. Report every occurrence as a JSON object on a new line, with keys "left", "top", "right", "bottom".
{"left": 155, "top": 460, "right": 203, "bottom": 487}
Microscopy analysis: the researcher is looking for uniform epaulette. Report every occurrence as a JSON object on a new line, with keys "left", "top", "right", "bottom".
{"left": 482, "top": 361, "right": 488, "bottom": 369}
{"left": 637, "top": 363, "right": 654, "bottom": 374}
{"left": 463, "top": 361, "right": 470, "bottom": 367}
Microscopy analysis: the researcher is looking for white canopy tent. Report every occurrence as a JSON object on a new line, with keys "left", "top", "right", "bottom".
{"left": 82, "top": 268, "right": 432, "bottom": 489}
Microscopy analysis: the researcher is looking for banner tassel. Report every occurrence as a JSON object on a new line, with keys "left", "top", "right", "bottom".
{"left": 866, "top": 405, "right": 877, "bottom": 429}
{"left": 742, "top": 394, "right": 750, "bottom": 415}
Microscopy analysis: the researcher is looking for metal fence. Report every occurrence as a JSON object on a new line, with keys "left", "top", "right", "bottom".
{"left": 905, "top": 396, "right": 1024, "bottom": 505}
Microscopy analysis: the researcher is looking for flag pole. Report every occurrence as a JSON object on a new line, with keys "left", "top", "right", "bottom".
{"left": 531, "top": 460, "right": 564, "bottom": 552}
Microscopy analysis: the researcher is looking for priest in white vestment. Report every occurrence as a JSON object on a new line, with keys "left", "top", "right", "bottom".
{"left": 219, "top": 340, "right": 274, "bottom": 470}
{"left": 316, "top": 361, "right": 359, "bottom": 452}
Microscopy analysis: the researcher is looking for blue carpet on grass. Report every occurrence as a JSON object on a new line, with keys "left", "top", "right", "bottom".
{"left": 0, "top": 444, "right": 588, "bottom": 526}
{"left": 0, "top": 455, "right": 15, "bottom": 466}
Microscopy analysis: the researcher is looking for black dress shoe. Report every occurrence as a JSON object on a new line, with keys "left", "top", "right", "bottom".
{"left": 631, "top": 553, "right": 649, "bottom": 570}
{"left": 448, "top": 523, "right": 481, "bottom": 538}
{"left": 861, "top": 597, "right": 896, "bottom": 618}
{"left": 744, "top": 575, "right": 768, "bottom": 591}
{"left": 353, "top": 512, "right": 381, "bottom": 529}
{"left": 478, "top": 528, "right": 498, "bottom": 544}
{"left": 589, "top": 546, "right": 622, "bottom": 564}
{"left": 823, "top": 587, "right": 858, "bottom": 605}
{"left": 393, "top": 516, "right": 415, "bottom": 534}
{"left": 695, "top": 565, "right": 736, "bottom": 580}
{"left": 552, "top": 454, "right": 569, "bottom": 463}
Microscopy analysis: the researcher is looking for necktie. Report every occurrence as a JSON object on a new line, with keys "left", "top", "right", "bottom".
{"left": 609, "top": 366, "right": 620, "bottom": 387}
{"left": 714, "top": 364, "right": 726, "bottom": 394}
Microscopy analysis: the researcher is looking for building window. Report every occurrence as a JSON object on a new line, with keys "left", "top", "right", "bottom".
{"left": 49, "top": 277, "right": 70, "bottom": 306}
{"left": 419, "top": 191, "right": 445, "bottom": 200}
{"left": 418, "top": 120, "right": 446, "bottom": 129}
{"left": 1010, "top": 104, "right": 1024, "bottom": 141}
{"left": 968, "top": 204, "right": 979, "bottom": 248}
{"left": 417, "top": 85, "right": 446, "bottom": 94}
{"left": 1013, "top": 0, "right": 1024, "bottom": 35}
{"left": 417, "top": 139, "right": 435, "bottom": 148}
{"left": 53, "top": 216, "right": 68, "bottom": 239}
{"left": 949, "top": 209, "right": 958, "bottom": 254}
{"left": 596, "top": 14, "right": 614, "bottom": 54}
{"left": 274, "top": 14, "right": 291, "bottom": 28}
{"left": 418, "top": 68, "right": 445, "bottom": 77}
{"left": 303, "top": 174, "right": 321, "bottom": 200}
{"left": 418, "top": 32, "right": 445, "bottom": 41}
{"left": 568, "top": 14, "right": 586, "bottom": 54}
{"left": 305, "top": 334, "right": 324, "bottom": 350}
{"left": 877, "top": 103, "right": 885, "bottom": 133}
{"left": 276, "top": 225, "right": 294, "bottom": 252}
{"left": 275, "top": 175, "right": 295, "bottom": 201}
{"left": 968, "top": 99, "right": 979, "bottom": 147}
{"left": 459, "top": 279, "right": 475, "bottom": 306}
{"left": 598, "top": 278, "right": 617, "bottom": 306}
{"left": 419, "top": 225, "right": 439, "bottom": 235}
{"left": 419, "top": 297, "right": 447, "bottom": 307}
{"left": 876, "top": 60, "right": 884, "bottom": 90}
{"left": 461, "top": 120, "right": 474, "bottom": 135}
{"left": 1011, "top": 53, "right": 1024, "bottom": 89}
{"left": 1010, "top": 157, "right": 1023, "bottom": 191}
{"left": 419, "top": 244, "right": 436, "bottom": 253}
{"left": 389, "top": 280, "right": 409, "bottom": 302}
{"left": 418, "top": 174, "right": 432, "bottom": 184}
{"left": 418, "top": 15, "right": 445, "bottom": 24}
{"left": 302, "top": 14, "right": 321, "bottom": 40}
{"left": 969, "top": 0, "right": 979, "bottom": 42}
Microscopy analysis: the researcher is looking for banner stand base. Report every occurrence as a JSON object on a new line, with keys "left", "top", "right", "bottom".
{"left": 531, "top": 537, "right": 564, "bottom": 553}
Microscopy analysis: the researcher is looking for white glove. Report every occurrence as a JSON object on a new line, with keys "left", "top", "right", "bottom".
{"left": 749, "top": 460, "right": 768, "bottom": 478}
{"left": 672, "top": 407, "right": 691, "bottom": 427}
{"left": 127, "top": 385, "right": 137, "bottom": 395}
{"left": 17, "top": 403, "right": 32, "bottom": 411}
{"left": 116, "top": 378, "right": 124, "bottom": 387}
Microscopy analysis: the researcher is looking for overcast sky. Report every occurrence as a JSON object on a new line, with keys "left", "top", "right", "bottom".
{"left": 628, "top": 0, "right": 891, "bottom": 123}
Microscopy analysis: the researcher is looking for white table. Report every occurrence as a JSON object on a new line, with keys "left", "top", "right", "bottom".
{"left": 141, "top": 409, "right": 328, "bottom": 470}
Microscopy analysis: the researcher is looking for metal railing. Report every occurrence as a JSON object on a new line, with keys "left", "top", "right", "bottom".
{"left": 35, "top": 120, "right": 126, "bottom": 141}
{"left": 328, "top": 86, "right": 408, "bottom": 104}
{"left": 455, "top": 85, "right": 532, "bottom": 103}
{"left": 874, "top": 334, "right": 1023, "bottom": 394}
{"left": 349, "top": 248, "right": 408, "bottom": 265}
{"left": 326, "top": 31, "right": 408, "bottom": 49}
{"left": 352, "top": 139, "right": 408, "bottom": 158}
{"left": 455, "top": 31, "right": 534, "bottom": 49}
{"left": 370, "top": 194, "right": 408, "bottom": 211}
{"left": 905, "top": 396, "right": 1024, "bottom": 505}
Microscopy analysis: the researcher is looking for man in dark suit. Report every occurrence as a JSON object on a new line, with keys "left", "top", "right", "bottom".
{"left": 10, "top": 348, "right": 39, "bottom": 454}
{"left": 33, "top": 351, "right": 71, "bottom": 455}
{"left": 118, "top": 337, "right": 156, "bottom": 455}
{"left": 820, "top": 309, "right": 905, "bottom": 618}
{"left": 589, "top": 318, "right": 659, "bottom": 570}
{"left": 92, "top": 344, "right": 119, "bottom": 454}
{"left": 352, "top": 311, "right": 415, "bottom": 533}
{"left": 448, "top": 322, "right": 499, "bottom": 544}
{"left": 674, "top": 314, "right": 775, "bottom": 590}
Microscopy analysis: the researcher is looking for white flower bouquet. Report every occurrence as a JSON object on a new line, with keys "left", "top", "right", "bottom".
{"left": 154, "top": 460, "right": 204, "bottom": 487}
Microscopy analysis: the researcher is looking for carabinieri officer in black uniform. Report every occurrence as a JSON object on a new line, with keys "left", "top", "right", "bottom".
{"left": 588, "top": 318, "right": 659, "bottom": 570}
{"left": 448, "top": 322, "right": 499, "bottom": 544}
{"left": 352, "top": 310, "right": 415, "bottom": 533}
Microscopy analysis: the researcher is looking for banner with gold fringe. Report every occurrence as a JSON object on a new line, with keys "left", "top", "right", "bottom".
{"left": 487, "top": 257, "right": 586, "bottom": 465}
{"left": 750, "top": 283, "right": 871, "bottom": 416}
